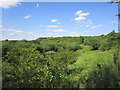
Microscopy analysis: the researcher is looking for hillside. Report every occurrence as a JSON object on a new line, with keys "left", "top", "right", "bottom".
{"left": 2, "top": 31, "right": 120, "bottom": 88}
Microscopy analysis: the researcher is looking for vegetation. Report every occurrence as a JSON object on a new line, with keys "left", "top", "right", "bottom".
{"left": 2, "top": 31, "right": 120, "bottom": 88}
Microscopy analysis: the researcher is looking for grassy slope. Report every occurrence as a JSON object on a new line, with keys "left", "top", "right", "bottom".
{"left": 67, "top": 44, "right": 118, "bottom": 88}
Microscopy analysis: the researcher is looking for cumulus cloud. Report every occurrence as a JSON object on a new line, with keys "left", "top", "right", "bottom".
{"left": 24, "top": 15, "right": 31, "bottom": 19}
{"left": 0, "top": 0, "right": 21, "bottom": 8}
{"left": 75, "top": 10, "right": 89, "bottom": 16}
{"left": 79, "top": 13, "right": 89, "bottom": 16}
{"left": 74, "top": 10, "right": 90, "bottom": 22}
{"left": 75, "top": 10, "right": 83, "bottom": 15}
{"left": 48, "top": 25, "right": 60, "bottom": 28}
{"left": 52, "top": 29, "right": 65, "bottom": 32}
{"left": 74, "top": 17, "right": 86, "bottom": 21}
{"left": 51, "top": 19, "right": 58, "bottom": 23}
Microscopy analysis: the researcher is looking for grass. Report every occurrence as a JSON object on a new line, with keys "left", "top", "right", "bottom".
{"left": 67, "top": 45, "right": 118, "bottom": 88}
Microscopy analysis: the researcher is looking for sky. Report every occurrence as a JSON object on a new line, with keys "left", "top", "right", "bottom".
{"left": 0, "top": 1, "right": 118, "bottom": 40}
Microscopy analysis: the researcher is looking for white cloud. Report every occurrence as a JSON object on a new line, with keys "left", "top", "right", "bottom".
{"left": 48, "top": 25, "right": 60, "bottom": 28}
{"left": 24, "top": 15, "right": 31, "bottom": 19}
{"left": 36, "top": 3, "right": 39, "bottom": 8}
{"left": 57, "top": 22, "right": 61, "bottom": 24}
{"left": 75, "top": 20, "right": 93, "bottom": 25}
{"left": 45, "top": 33, "right": 52, "bottom": 36}
{"left": 85, "top": 20, "right": 93, "bottom": 24}
{"left": 86, "top": 25, "right": 90, "bottom": 27}
{"left": 47, "top": 29, "right": 52, "bottom": 31}
{"left": 84, "top": 24, "right": 103, "bottom": 29}
{"left": 4, "top": 28, "right": 23, "bottom": 32}
{"left": 68, "top": 31, "right": 83, "bottom": 36}
{"left": 2, "top": 28, "right": 41, "bottom": 40}
{"left": 3, "top": 28, "right": 35, "bottom": 35}
{"left": 52, "top": 29, "right": 65, "bottom": 32}
{"left": 0, "top": 25, "right": 3, "bottom": 28}
{"left": 75, "top": 10, "right": 89, "bottom": 16}
{"left": 40, "top": 25, "right": 44, "bottom": 27}
{"left": 110, "top": 21, "right": 118, "bottom": 23}
{"left": 90, "top": 24, "right": 103, "bottom": 29}
{"left": 51, "top": 19, "right": 58, "bottom": 23}
{"left": 74, "top": 10, "right": 89, "bottom": 22}
{"left": 75, "top": 10, "right": 83, "bottom": 15}
{"left": 26, "top": 32, "right": 34, "bottom": 34}
{"left": 0, "top": 35, "right": 2, "bottom": 40}
{"left": 14, "top": 30, "right": 23, "bottom": 33}
{"left": 9, "top": 33, "right": 15, "bottom": 36}
{"left": 87, "top": 20, "right": 92, "bottom": 22}
{"left": 90, "top": 26, "right": 97, "bottom": 29}
{"left": 70, "top": 32, "right": 78, "bottom": 34}
{"left": 79, "top": 13, "right": 89, "bottom": 16}
{"left": 74, "top": 17, "right": 86, "bottom": 21}
{"left": 0, "top": 0, "right": 21, "bottom": 8}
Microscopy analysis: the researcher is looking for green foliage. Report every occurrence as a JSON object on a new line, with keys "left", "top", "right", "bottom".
{"left": 99, "top": 42, "right": 111, "bottom": 51}
{"left": 107, "top": 30, "right": 116, "bottom": 36}
{"left": 84, "top": 38, "right": 100, "bottom": 50}
{"left": 79, "top": 36, "right": 84, "bottom": 44}
{"left": 108, "top": 32, "right": 119, "bottom": 44}
{"left": 2, "top": 31, "right": 120, "bottom": 88}
{"left": 84, "top": 65, "right": 119, "bottom": 88}
{"left": 2, "top": 41, "right": 15, "bottom": 57}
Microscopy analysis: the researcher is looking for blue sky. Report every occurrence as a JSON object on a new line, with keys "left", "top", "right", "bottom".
{"left": 1, "top": 2, "right": 118, "bottom": 40}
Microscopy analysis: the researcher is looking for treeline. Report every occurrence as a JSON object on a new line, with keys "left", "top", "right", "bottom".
{"left": 2, "top": 31, "right": 120, "bottom": 88}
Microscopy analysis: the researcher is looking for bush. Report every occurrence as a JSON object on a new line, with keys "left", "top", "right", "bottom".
{"left": 79, "top": 36, "right": 84, "bottom": 44}
{"left": 2, "top": 41, "right": 14, "bottom": 57}
{"left": 99, "top": 42, "right": 111, "bottom": 51}
{"left": 70, "top": 45, "right": 82, "bottom": 51}
{"left": 35, "top": 46, "right": 43, "bottom": 53}
{"left": 84, "top": 38, "right": 100, "bottom": 50}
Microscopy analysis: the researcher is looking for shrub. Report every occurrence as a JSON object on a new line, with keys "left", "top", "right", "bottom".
{"left": 84, "top": 38, "right": 100, "bottom": 50}
{"left": 70, "top": 45, "right": 82, "bottom": 51}
{"left": 79, "top": 36, "right": 84, "bottom": 44}
{"left": 99, "top": 42, "right": 111, "bottom": 51}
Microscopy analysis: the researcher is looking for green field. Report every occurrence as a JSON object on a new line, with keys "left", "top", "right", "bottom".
{"left": 2, "top": 31, "right": 120, "bottom": 88}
